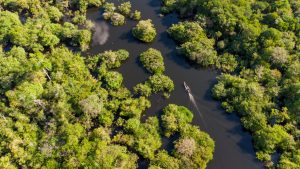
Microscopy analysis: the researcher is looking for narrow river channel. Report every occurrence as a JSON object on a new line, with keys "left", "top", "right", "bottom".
{"left": 85, "top": 0, "right": 264, "bottom": 168}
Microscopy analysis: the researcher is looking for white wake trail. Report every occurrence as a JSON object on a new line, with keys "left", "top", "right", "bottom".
{"left": 187, "top": 92, "right": 208, "bottom": 130}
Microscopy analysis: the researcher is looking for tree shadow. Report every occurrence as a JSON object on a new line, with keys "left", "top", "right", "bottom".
{"left": 119, "top": 30, "right": 140, "bottom": 44}
{"left": 227, "top": 124, "right": 262, "bottom": 164}
{"left": 148, "top": 0, "right": 162, "bottom": 13}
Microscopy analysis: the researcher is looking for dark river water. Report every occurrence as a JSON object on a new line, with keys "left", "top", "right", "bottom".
{"left": 86, "top": 0, "right": 263, "bottom": 168}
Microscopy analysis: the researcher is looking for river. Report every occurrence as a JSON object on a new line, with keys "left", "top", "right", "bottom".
{"left": 85, "top": 0, "right": 263, "bottom": 168}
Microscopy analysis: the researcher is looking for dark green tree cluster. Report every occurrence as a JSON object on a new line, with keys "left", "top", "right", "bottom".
{"left": 146, "top": 74, "right": 174, "bottom": 98}
{"left": 85, "top": 49, "right": 129, "bottom": 71}
{"left": 112, "top": 104, "right": 215, "bottom": 169}
{"left": 132, "top": 19, "right": 157, "bottom": 43}
{"left": 159, "top": 104, "right": 215, "bottom": 169}
{"left": 0, "top": 0, "right": 103, "bottom": 52}
{"left": 139, "top": 48, "right": 165, "bottom": 74}
{"left": 162, "top": 0, "right": 300, "bottom": 168}
{"left": 133, "top": 71, "right": 174, "bottom": 98}
{"left": 0, "top": 46, "right": 137, "bottom": 168}
{"left": 134, "top": 48, "right": 174, "bottom": 98}
{"left": 102, "top": 1, "right": 141, "bottom": 26}
{"left": 167, "top": 21, "right": 218, "bottom": 68}
{"left": 1, "top": 12, "right": 89, "bottom": 51}
{"left": 114, "top": 117, "right": 162, "bottom": 160}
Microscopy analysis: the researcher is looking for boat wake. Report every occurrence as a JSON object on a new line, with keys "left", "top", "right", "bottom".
{"left": 188, "top": 92, "right": 208, "bottom": 128}
{"left": 184, "top": 82, "right": 208, "bottom": 129}
{"left": 187, "top": 88, "right": 241, "bottom": 143}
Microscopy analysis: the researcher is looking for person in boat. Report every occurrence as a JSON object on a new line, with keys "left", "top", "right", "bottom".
{"left": 183, "top": 81, "right": 191, "bottom": 93}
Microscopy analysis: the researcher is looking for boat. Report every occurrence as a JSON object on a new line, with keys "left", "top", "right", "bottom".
{"left": 183, "top": 81, "right": 191, "bottom": 93}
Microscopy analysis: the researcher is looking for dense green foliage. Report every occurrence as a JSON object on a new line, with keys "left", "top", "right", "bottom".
{"left": 131, "top": 10, "right": 142, "bottom": 21}
{"left": 139, "top": 48, "right": 165, "bottom": 74}
{"left": 134, "top": 48, "right": 174, "bottom": 98}
{"left": 168, "top": 21, "right": 217, "bottom": 67}
{"left": 85, "top": 49, "right": 129, "bottom": 70}
{"left": 0, "top": 0, "right": 105, "bottom": 51}
{"left": 0, "top": 0, "right": 215, "bottom": 168}
{"left": 162, "top": 104, "right": 194, "bottom": 137}
{"left": 103, "top": 2, "right": 126, "bottom": 26}
{"left": 216, "top": 53, "right": 238, "bottom": 73}
{"left": 161, "top": 104, "right": 215, "bottom": 169}
{"left": 0, "top": 11, "right": 91, "bottom": 51}
{"left": 132, "top": 19, "right": 157, "bottom": 42}
{"left": 117, "top": 1, "right": 132, "bottom": 16}
{"left": 102, "top": 1, "right": 141, "bottom": 26}
{"left": 134, "top": 69, "right": 174, "bottom": 98}
{"left": 162, "top": 0, "right": 300, "bottom": 168}
{"left": 110, "top": 12, "right": 126, "bottom": 26}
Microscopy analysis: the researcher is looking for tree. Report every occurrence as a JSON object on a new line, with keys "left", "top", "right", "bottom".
{"left": 179, "top": 40, "right": 217, "bottom": 67}
{"left": 216, "top": 53, "right": 238, "bottom": 72}
{"left": 175, "top": 138, "right": 196, "bottom": 157}
{"left": 259, "top": 28, "right": 284, "bottom": 48}
{"left": 161, "top": 104, "right": 193, "bottom": 137}
{"left": 0, "top": 11, "right": 22, "bottom": 43}
{"left": 124, "top": 118, "right": 141, "bottom": 133}
{"left": 117, "top": 2, "right": 131, "bottom": 16}
{"left": 167, "top": 21, "right": 218, "bottom": 67}
{"left": 101, "top": 49, "right": 129, "bottom": 68}
{"left": 114, "top": 117, "right": 162, "bottom": 160}
{"left": 110, "top": 12, "right": 126, "bottom": 26}
{"left": 131, "top": 10, "right": 141, "bottom": 20}
{"left": 268, "top": 47, "right": 289, "bottom": 67}
{"left": 132, "top": 19, "right": 157, "bottom": 42}
{"left": 146, "top": 74, "right": 174, "bottom": 98}
{"left": 149, "top": 150, "right": 180, "bottom": 169}
{"left": 6, "top": 75, "right": 45, "bottom": 114}
{"left": 103, "top": 71, "right": 123, "bottom": 89}
{"left": 119, "top": 97, "right": 151, "bottom": 118}
{"left": 92, "top": 49, "right": 130, "bottom": 69}
{"left": 283, "top": 82, "right": 300, "bottom": 123}
{"left": 79, "top": 94, "right": 103, "bottom": 118}
{"left": 277, "top": 150, "right": 300, "bottom": 169}
{"left": 168, "top": 21, "right": 207, "bottom": 43}
{"left": 212, "top": 74, "right": 272, "bottom": 116}
{"left": 174, "top": 124, "right": 215, "bottom": 169}
{"left": 94, "top": 143, "right": 138, "bottom": 168}
{"left": 0, "top": 46, "right": 31, "bottom": 92}
{"left": 241, "top": 112, "right": 267, "bottom": 132}
{"left": 133, "top": 83, "right": 152, "bottom": 97}
{"left": 253, "top": 125, "right": 295, "bottom": 154}
{"left": 139, "top": 48, "right": 165, "bottom": 74}
{"left": 46, "top": 6, "right": 63, "bottom": 22}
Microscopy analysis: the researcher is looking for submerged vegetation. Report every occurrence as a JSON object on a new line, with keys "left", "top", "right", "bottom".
{"left": 162, "top": 0, "right": 300, "bottom": 168}
{"left": 0, "top": 0, "right": 214, "bottom": 168}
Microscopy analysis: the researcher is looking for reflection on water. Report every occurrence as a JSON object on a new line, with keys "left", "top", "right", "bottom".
{"left": 92, "top": 22, "right": 109, "bottom": 45}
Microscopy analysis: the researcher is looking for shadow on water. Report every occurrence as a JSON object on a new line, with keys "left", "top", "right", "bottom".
{"left": 120, "top": 30, "right": 139, "bottom": 43}
{"left": 85, "top": 0, "right": 264, "bottom": 169}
